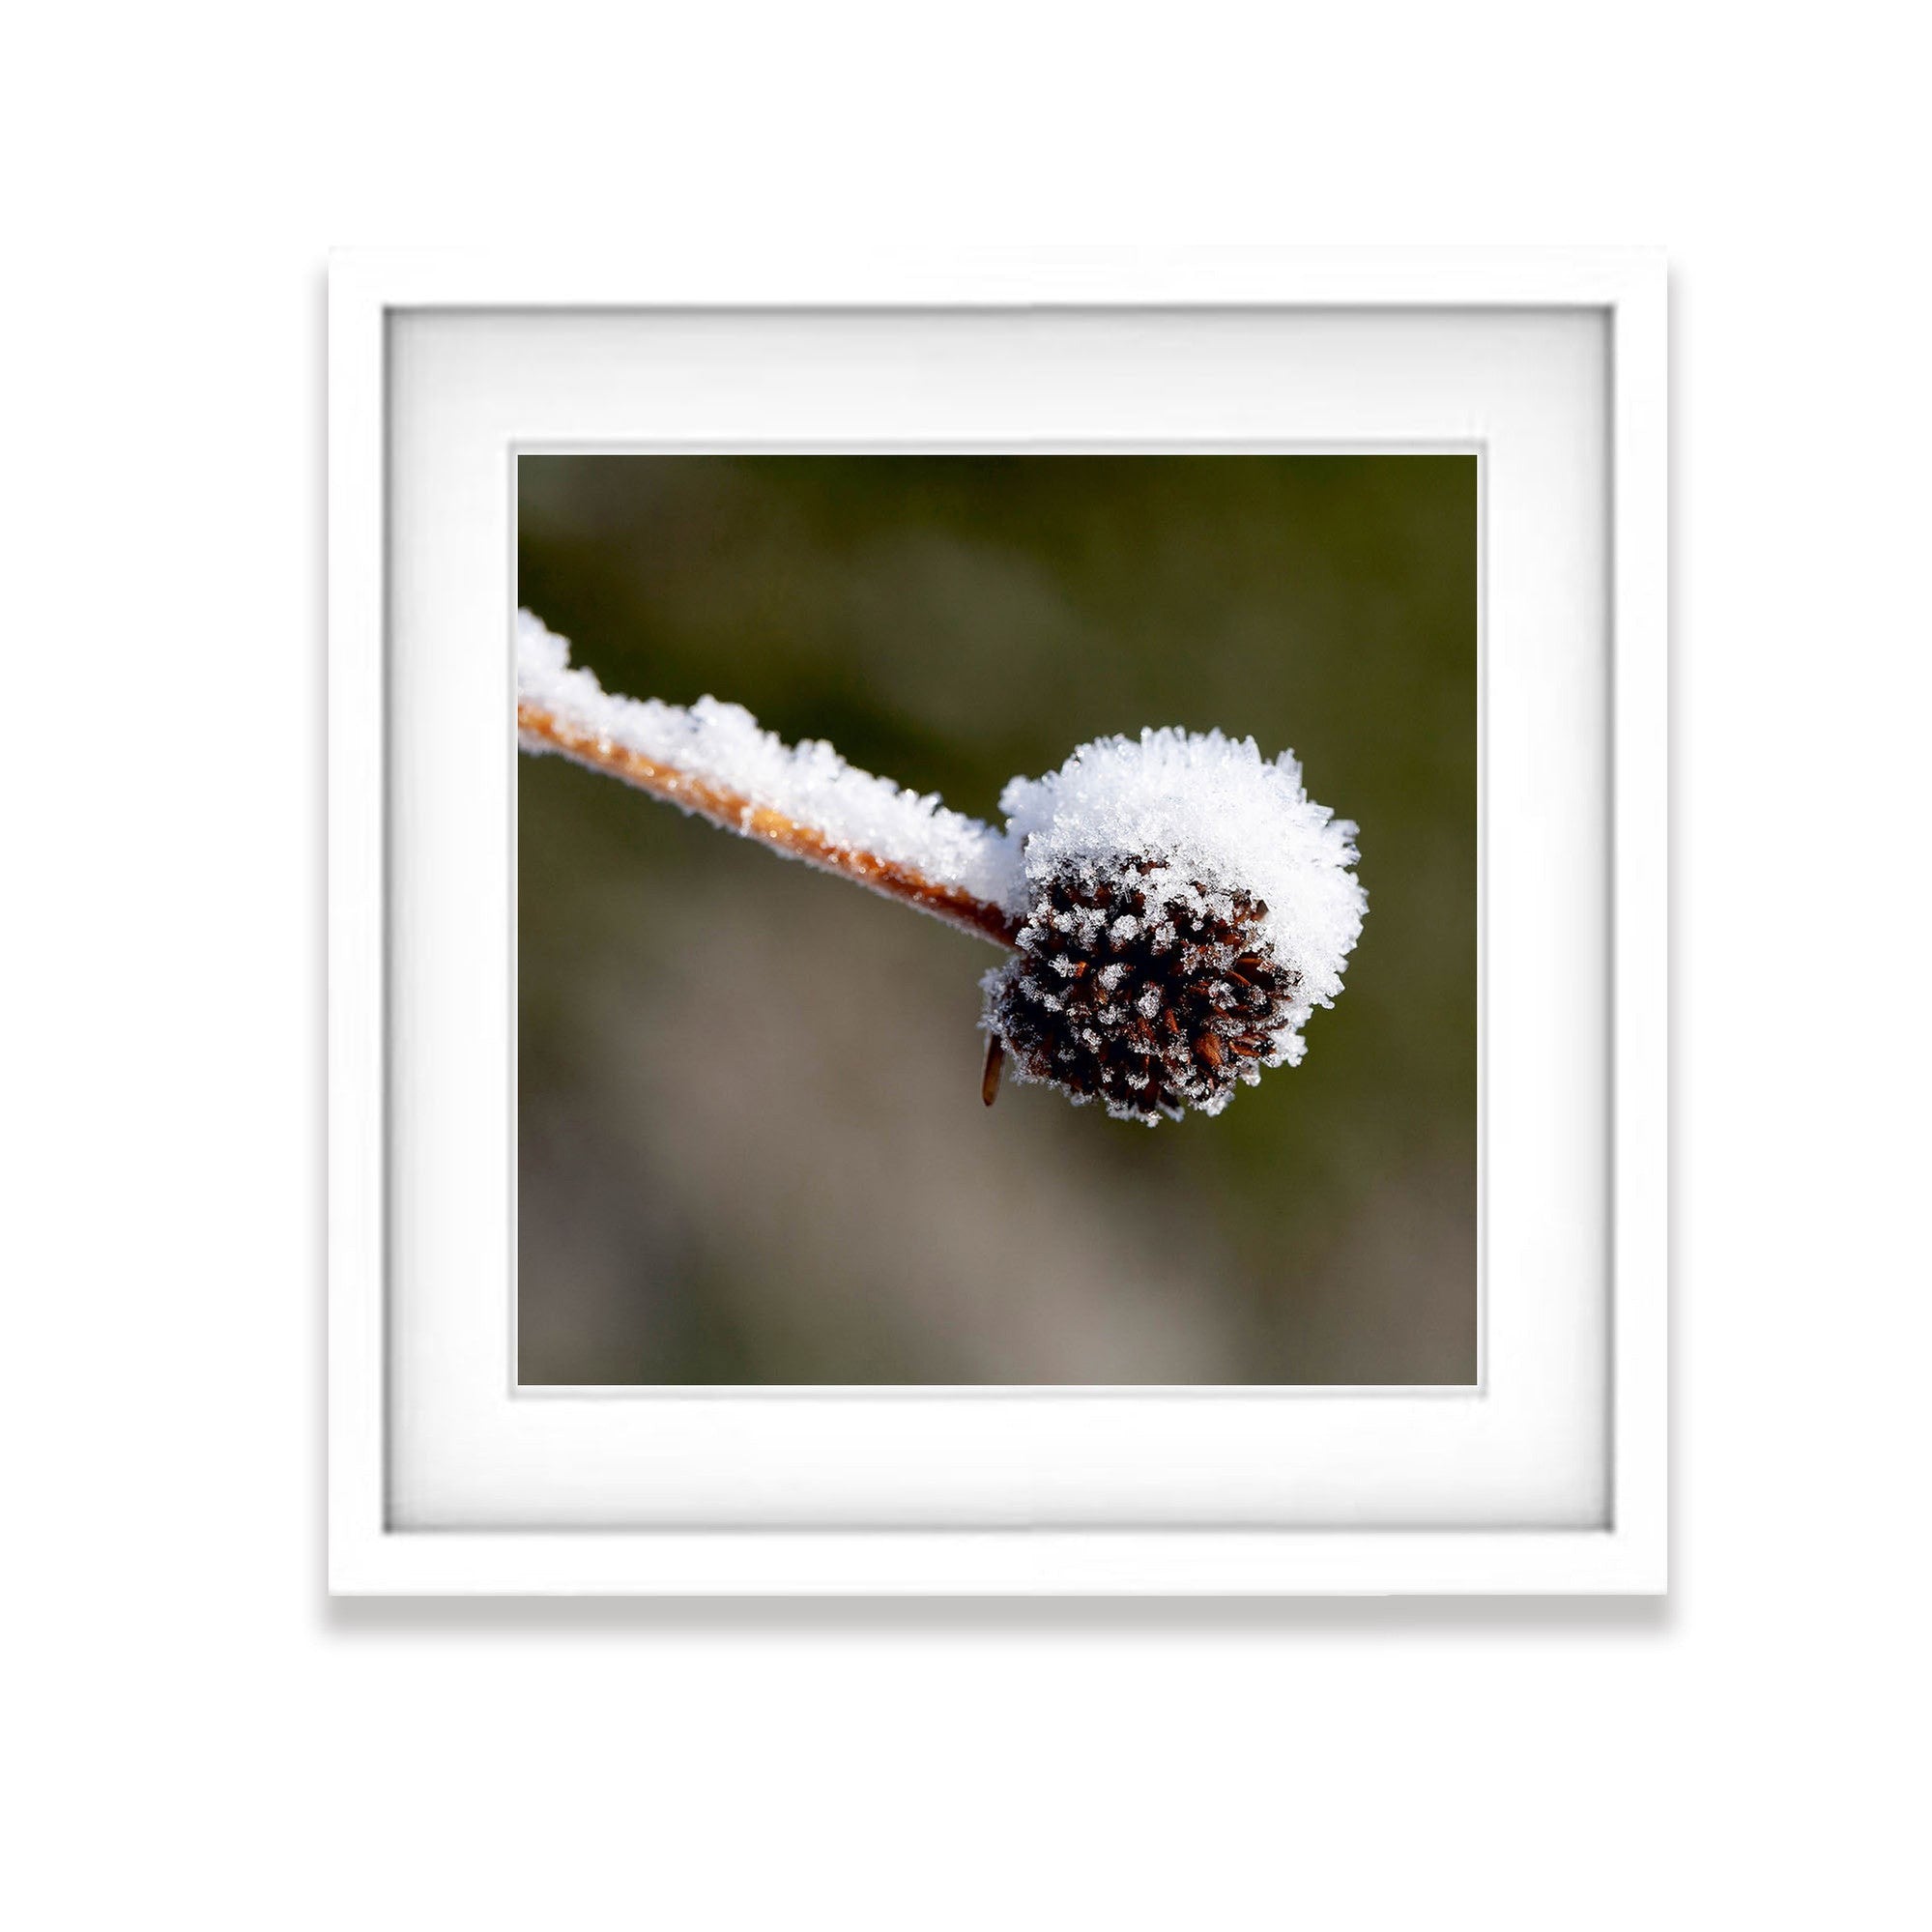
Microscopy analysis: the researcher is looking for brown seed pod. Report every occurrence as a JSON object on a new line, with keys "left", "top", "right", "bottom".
{"left": 981, "top": 855, "right": 1303, "bottom": 1124}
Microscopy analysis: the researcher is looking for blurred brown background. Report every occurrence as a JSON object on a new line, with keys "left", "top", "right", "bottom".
{"left": 518, "top": 454, "right": 1476, "bottom": 1384}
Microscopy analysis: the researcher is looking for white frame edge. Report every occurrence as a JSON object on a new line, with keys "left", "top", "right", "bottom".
{"left": 327, "top": 249, "right": 1668, "bottom": 1596}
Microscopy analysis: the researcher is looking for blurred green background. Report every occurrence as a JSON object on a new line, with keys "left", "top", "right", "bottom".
{"left": 518, "top": 454, "right": 1476, "bottom": 1384}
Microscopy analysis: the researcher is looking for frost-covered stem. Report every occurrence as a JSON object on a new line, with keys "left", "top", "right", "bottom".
{"left": 517, "top": 696, "right": 1022, "bottom": 948}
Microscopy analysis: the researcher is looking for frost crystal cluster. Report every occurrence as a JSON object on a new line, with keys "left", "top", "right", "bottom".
{"left": 981, "top": 730, "right": 1367, "bottom": 1124}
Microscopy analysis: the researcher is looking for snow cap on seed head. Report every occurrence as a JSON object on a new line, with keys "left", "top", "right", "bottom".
{"left": 998, "top": 728, "right": 1366, "bottom": 1013}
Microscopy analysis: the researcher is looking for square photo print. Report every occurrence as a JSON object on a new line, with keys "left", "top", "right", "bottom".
{"left": 516, "top": 453, "right": 1476, "bottom": 1386}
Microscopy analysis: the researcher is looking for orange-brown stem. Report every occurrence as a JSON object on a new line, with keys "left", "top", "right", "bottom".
{"left": 518, "top": 700, "right": 1023, "bottom": 949}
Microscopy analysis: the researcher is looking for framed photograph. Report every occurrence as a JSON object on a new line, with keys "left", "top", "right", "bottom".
{"left": 329, "top": 250, "right": 1666, "bottom": 1595}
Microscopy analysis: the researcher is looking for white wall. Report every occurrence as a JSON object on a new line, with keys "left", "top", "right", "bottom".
{"left": 5, "top": 5, "right": 1924, "bottom": 1925}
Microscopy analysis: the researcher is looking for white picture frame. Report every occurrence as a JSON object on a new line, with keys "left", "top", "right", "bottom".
{"left": 329, "top": 249, "right": 1667, "bottom": 1596}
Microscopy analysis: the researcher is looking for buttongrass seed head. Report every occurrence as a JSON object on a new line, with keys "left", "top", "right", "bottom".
{"left": 980, "top": 728, "right": 1367, "bottom": 1124}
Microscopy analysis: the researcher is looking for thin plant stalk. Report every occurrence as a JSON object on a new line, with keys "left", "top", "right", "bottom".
{"left": 517, "top": 696, "right": 1022, "bottom": 949}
